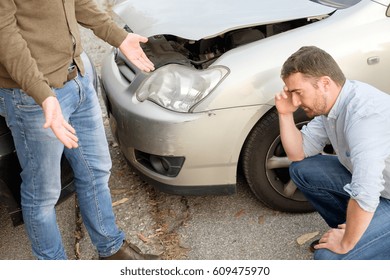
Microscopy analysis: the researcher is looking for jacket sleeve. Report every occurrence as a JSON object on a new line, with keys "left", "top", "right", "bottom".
{"left": 0, "top": 0, "right": 55, "bottom": 105}
{"left": 75, "top": 0, "right": 128, "bottom": 47}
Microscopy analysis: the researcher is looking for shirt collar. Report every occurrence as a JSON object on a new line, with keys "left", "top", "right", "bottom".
{"left": 327, "top": 80, "right": 352, "bottom": 119}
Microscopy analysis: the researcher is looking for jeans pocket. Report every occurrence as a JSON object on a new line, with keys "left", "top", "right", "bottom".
{"left": 12, "top": 90, "right": 50, "bottom": 140}
{"left": 16, "top": 90, "right": 42, "bottom": 113}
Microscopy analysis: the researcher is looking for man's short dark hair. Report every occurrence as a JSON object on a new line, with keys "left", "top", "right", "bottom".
{"left": 281, "top": 46, "right": 346, "bottom": 86}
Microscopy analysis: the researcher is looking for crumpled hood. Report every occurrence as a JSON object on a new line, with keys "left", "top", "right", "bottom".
{"left": 113, "top": 0, "right": 335, "bottom": 40}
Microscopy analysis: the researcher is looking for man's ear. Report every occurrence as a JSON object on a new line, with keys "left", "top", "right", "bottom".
{"left": 320, "top": 76, "right": 332, "bottom": 91}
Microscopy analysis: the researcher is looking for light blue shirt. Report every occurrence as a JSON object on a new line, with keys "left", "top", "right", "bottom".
{"left": 301, "top": 80, "right": 390, "bottom": 212}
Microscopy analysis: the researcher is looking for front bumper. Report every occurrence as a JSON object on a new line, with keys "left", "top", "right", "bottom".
{"left": 101, "top": 50, "right": 270, "bottom": 196}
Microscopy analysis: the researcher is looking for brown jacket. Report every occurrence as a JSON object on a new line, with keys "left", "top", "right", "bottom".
{"left": 0, "top": 0, "right": 128, "bottom": 105}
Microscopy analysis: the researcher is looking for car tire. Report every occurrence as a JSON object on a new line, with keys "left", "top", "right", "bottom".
{"left": 242, "top": 107, "right": 313, "bottom": 213}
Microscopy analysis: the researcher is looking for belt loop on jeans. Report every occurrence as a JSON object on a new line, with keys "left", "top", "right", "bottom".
{"left": 67, "top": 62, "right": 77, "bottom": 81}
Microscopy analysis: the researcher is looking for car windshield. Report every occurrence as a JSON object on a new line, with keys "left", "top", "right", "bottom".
{"left": 310, "top": 0, "right": 362, "bottom": 8}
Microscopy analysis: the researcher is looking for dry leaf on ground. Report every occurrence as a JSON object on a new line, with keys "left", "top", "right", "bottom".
{"left": 296, "top": 231, "right": 320, "bottom": 245}
{"left": 137, "top": 233, "right": 150, "bottom": 243}
{"left": 112, "top": 197, "right": 129, "bottom": 207}
{"left": 235, "top": 209, "right": 245, "bottom": 218}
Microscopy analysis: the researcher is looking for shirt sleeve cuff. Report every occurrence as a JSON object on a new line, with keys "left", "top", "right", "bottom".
{"left": 343, "top": 183, "right": 379, "bottom": 212}
{"left": 105, "top": 24, "right": 128, "bottom": 48}
{"left": 27, "top": 81, "right": 55, "bottom": 106}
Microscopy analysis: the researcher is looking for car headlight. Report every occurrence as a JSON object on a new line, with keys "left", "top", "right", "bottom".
{"left": 135, "top": 64, "right": 229, "bottom": 112}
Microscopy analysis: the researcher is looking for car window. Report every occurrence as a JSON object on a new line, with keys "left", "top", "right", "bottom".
{"left": 310, "top": 0, "right": 362, "bottom": 8}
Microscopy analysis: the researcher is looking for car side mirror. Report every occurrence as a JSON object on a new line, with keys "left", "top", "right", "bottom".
{"left": 387, "top": 5, "right": 390, "bottom": 17}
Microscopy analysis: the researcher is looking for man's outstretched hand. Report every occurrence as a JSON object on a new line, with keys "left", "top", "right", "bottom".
{"left": 119, "top": 33, "right": 155, "bottom": 72}
{"left": 42, "top": 96, "right": 78, "bottom": 149}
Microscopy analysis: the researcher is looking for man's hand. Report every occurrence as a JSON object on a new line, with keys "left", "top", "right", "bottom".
{"left": 275, "top": 86, "right": 305, "bottom": 161}
{"left": 274, "top": 86, "right": 299, "bottom": 115}
{"left": 315, "top": 199, "right": 374, "bottom": 255}
{"left": 42, "top": 96, "right": 78, "bottom": 149}
{"left": 119, "top": 33, "right": 155, "bottom": 72}
{"left": 315, "top": 224, "right": 353, "bottom": 254}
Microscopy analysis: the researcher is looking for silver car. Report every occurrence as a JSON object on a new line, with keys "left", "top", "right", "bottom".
{"left": 101, "top": 0, "right": 390, "bottom": 212}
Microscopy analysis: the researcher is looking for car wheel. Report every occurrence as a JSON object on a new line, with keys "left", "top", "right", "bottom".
{"left": 242, "top": 107, "right": 313, "bottom": 213}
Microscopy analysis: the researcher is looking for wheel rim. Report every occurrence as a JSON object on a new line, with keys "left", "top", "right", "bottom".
{"left": 265, "top": 121, "right": 308, "bottom": 202}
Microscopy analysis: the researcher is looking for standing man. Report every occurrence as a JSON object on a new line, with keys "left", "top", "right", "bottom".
{"left": 275, "top": 46, "right": 390, "bottom": 259}
{"left": 0, "top": 0, "right": 159, "bottom": 260}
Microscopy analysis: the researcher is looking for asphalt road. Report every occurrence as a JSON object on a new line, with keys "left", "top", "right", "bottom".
{"left": 0, "top": 1, "right": 329, "bottom": 260}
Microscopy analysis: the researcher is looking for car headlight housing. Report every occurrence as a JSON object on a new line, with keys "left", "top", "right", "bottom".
{"left": 135, "top": 64, "right": 229, "bottom": 112}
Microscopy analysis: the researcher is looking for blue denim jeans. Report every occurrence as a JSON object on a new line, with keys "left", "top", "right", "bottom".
{"left": 0, "top": 73, "right": 124, "bottom": 259}
{"left": 290, "top": 154, "right": 390, "bottom": 259}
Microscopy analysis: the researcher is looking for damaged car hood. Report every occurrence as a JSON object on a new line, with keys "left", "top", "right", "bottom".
{"left": 113, "top": 0, "right": 336, "bottom": 40}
